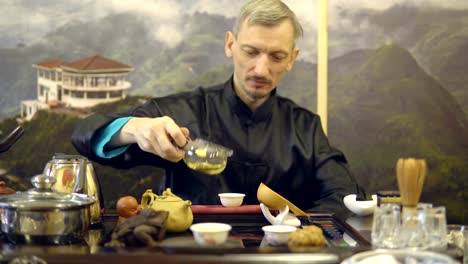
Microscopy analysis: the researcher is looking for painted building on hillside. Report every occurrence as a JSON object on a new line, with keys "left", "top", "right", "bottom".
{"left": 20, "top": 55, "right": 133, "bottom": 121}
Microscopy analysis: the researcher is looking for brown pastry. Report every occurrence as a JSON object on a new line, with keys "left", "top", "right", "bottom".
{"left": 288, "top": 225, "right": 326, "bottom": 247}
{"left": 302, "top": 225, "right": 324, "bottom": 235}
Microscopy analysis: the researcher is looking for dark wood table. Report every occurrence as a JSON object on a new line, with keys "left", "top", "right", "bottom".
{"left": 0, "top": 212, "right": 375, "bottom": 264}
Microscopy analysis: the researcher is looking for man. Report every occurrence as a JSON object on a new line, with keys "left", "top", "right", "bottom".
{"left": 72, "top": 0, "right": 364, "bottom": 216}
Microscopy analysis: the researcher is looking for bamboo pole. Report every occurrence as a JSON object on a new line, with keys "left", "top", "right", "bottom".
{"left": 317, "top": 0, "right": 328, "bottom": 135}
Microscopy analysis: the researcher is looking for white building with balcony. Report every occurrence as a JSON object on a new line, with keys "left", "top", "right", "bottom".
{"left": 20, "top": 55, "right": 133, "bottom": 120}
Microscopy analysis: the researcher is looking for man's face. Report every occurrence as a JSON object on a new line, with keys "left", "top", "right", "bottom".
{"left": 225, "top": 19, "right": 299, "bottom": 107}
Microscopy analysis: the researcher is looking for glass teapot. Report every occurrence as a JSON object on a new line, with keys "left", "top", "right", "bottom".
{"left": 182, "top": 138, "right": 233, "bottom": 175}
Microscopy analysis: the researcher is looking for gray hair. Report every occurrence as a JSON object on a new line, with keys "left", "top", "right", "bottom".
{"left": 233, "top": 0, "right": 304, "bottom": 42}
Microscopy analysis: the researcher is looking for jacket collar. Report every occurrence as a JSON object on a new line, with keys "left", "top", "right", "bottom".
{"left": 224, "top": 76, "right": 276, "bottom": 123}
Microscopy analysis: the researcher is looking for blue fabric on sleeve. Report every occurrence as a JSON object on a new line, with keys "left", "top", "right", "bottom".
{"left": 93, "top": 117, "right": 132, "bottom": 158}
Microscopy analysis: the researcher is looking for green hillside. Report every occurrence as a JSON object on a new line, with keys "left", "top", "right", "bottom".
{"left": 369, "top": 6, "right": 468, "bottom": 115}
{"left": 328, "top": 44, "right": 468, "bottom": 223}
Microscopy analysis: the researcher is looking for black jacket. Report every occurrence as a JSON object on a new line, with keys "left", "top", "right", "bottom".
{"left": 72, "top": 78, "right": 365, "bottom": 216}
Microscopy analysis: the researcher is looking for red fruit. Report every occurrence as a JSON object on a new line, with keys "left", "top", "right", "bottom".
{"left": 116, "top": 196, "right": 139, "bottom": 218}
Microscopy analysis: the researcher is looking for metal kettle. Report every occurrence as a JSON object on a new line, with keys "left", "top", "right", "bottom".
{"left": 43, "top": 153, "right": 104, "bottom": 225}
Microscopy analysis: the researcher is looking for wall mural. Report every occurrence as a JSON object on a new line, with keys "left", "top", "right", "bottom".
{"left": 0, "top": 0, "right": 466, "bottom": 224}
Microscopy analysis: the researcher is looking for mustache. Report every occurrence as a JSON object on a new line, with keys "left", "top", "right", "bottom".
{"left": 247, "top": 76, "right": 271, "bottom": 83}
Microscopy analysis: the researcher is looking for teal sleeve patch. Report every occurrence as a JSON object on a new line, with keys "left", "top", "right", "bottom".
{"left": 93, "top": 117, "right": 132, "bottom": 158}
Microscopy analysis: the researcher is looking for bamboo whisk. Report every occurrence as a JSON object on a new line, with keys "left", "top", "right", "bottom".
{"left": 396, "top": 158, "right": 427, "bottom": 207}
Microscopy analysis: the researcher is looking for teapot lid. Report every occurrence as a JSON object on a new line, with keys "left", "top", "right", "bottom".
{"left": 0, "top": 174, "right": 95, "bottom": 210}
{"left": 49, "top": 153, "right": 90, "bottom": 162}
{"left": 157, "top": 196, "right": 183, "bottom": 202}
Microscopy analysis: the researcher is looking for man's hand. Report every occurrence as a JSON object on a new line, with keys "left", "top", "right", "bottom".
{"left": 110, "top": 116, "right": 190, "bottom": 162}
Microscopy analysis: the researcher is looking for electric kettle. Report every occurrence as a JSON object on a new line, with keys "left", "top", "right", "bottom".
{"left": 43, "top": 153, "right": 104, "bottom": 224}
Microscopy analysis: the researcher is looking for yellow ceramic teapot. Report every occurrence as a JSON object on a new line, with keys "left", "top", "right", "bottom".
{"left": 141, "top": 188, "right": 193, "bottom": 232}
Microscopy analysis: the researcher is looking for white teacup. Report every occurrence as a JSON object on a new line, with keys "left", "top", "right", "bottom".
{"left": 218, "top": 193, "right": 245, "bottom": 207}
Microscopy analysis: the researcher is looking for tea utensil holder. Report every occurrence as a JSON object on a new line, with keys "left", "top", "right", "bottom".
{"left": 260, "top": 203, "right": 301, "bottom": 227}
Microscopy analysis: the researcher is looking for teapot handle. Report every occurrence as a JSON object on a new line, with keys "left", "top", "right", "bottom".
{"left": 141, "top": 189, "right": 158, "bottom": 209}
{"left": 73, "top": 157, "right": 86, "bottom": 193}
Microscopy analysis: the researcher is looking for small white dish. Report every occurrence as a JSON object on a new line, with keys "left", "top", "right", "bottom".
{"left": 343, "top": 194, "right": 377, "bottom": 216}
{"left": 218, "top": 193, "right": 245, "bottom": 207}
{"left": 189, "top": 222, "right": 232, "bottom": 246}
{"left": 262, "top": 225, "right": 297, "bottom": 246}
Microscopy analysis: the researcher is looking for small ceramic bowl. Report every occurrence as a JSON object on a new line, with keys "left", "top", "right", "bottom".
{"left": 262, "top": 225, "right": 297, "bottom": 246}
{"left": 190, "top": 222, "right": 232, "bottom": 246}
{"left": 218, "top": 193, "right": 245, "bottom": 207}
{"left": 343, "top": 194, "right": 377, "bottom": 216}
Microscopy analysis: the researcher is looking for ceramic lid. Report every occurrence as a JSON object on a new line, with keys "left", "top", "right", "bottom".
{"left": 0, "top": 174, "right": 95, "bottom": 210}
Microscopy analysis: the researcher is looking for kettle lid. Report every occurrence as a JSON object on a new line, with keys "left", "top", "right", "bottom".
{"left": 0, "top": 174, "right": 95, "bottom": 210}
{"left": 50, "top": 153, "right": 89, "bottom": 162}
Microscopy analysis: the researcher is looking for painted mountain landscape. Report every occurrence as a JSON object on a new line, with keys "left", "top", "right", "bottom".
{"left": 0, "top": 1, "right": 466, "bottom": 223}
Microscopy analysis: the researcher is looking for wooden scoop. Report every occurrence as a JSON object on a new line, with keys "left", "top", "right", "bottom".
{"left": 396, "top": 158, "right": 427, "bottom": 207}
{"left": 257, "top": 183, "right": 310, "bottom": 219}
